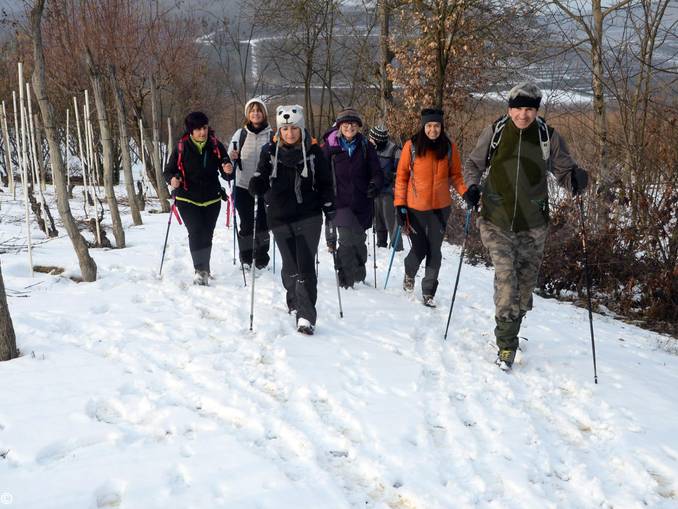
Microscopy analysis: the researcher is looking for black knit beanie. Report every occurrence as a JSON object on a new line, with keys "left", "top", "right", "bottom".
{"left": 421, "top": 108, "right": 444, "bottom": 127}
{"left": 185, "top": 111, "right": 209, "bottom": 133}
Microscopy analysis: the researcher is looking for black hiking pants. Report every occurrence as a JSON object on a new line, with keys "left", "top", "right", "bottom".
{"left": 176, "top": 200, "right": 221, "bottom": 272}
{"left": 374, "top": 194, "right": 402, "bottom": 251}
{"left": 235, "top": 186, "right": 270, "bottom": 267}
{"left": 336, "top": 226, "right": 367, "bottom": 288}
{"left": 272, "top": 215, "right": 322, "bottom": 326}
{"left": 404, "top": 206, "right": 450, "bottom": 297}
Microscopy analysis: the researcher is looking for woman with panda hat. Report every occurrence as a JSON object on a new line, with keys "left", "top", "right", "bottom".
{"left": 249, "top": 105, "right": 335, "bottom": 335}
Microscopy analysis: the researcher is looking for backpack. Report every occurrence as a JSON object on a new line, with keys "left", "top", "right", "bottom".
{"left": 177, "top": 130, "right": 222, "bottom": 191}
{"left": 486, "top": 115, "right": 552, "bottom": 169}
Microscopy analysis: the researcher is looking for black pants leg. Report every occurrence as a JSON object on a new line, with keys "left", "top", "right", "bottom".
{"left": 374, "top": 196, "right": 389, "bottom": 247}
{"left": 273, "top": 215, "right": 322, "bottom": 325}
{"left": 176, "top": 200, "right": 221, "bottom": 272}
{"left": 403, "top": 207, "right": 450, "bottom": 297}
{"left": 235, "top": 186, "right": 270, "bottom": 267}
{"left": 336, "top": 226, "right": 367, "bottom": 287}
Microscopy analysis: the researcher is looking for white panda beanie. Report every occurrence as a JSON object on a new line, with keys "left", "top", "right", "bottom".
{"left": 273, "top": 105, "right": 309, "bottom": 181}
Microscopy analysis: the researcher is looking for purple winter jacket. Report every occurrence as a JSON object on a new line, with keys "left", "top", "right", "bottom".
{"left": 322, "top": 129, "right": 383, "bottom": 229}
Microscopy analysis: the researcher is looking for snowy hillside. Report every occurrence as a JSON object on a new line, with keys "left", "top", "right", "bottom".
{"left": 1, "top": 190, "right": 677, "bottom": 509}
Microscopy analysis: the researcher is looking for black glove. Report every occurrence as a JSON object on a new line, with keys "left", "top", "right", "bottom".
{"left": 325, "top": 221, "right": 337, "bottom": 253}
{"left": 396, "top": 207, "right": 408, "bottom": 227}
{"left": 571, "top": 167, "right": 588, "bottom": 196}
{"left": 462, "top": 184, "right": 480, "bottom": 208}
{"left": 323, "top": 202, "right": 336, "bottom": 222}
{"left": 219, "top": 187, "right": 228, "bottom": 201}
{"left": 366, "top": 180, "right": 379, "bottom": 199}
{"left": 249, "top": 173, "right": 268, "bottom": 196}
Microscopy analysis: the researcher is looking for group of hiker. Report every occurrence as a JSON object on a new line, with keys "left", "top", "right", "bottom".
{"left": 163, "top": 81, "right": 589, "bottom": 368}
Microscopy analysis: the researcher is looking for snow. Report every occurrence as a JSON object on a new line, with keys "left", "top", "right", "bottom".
{"left": 1, "top": 188, "right": 677, "bottom": 508}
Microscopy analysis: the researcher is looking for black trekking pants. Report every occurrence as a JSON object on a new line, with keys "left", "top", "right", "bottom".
{"left": 235, "top": 186, "right": 270, "bottom": 267}
{"left": 176, "top": 200, "right": 221, "bottom": 272}
{"left": 404, "top": 206, "right": 450, "bottom": 297}
{"left": 272, "top": 215, "right": 322, "bottom": 326}
{"left": 336, "top": 226, "right": 367, "bottom": 288}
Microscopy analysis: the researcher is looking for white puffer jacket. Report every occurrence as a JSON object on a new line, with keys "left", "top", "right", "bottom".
{"left": 230, "top": 125, "right": 273, "bottom": 189}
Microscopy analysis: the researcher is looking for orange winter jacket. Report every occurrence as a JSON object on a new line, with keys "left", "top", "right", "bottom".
{"left": 394, "top": 139, "right": 467, "bottom": 211}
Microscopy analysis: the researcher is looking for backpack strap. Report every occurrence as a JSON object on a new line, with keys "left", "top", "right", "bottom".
{"left": 486, "top": 114, "right": 510, "bottom": 168}
{"left": 176, "top": 134, "right": 190, "bottom": 191}
{"left": 238, "top": 128, "right": 248, "bottom": 151}
{"left": 536, "top": 116, "right": 551, "bottom": 161}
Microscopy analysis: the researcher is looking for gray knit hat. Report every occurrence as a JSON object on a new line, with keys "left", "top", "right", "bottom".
{"left": 508, "top": 82, "right": 542, "bottom": 109}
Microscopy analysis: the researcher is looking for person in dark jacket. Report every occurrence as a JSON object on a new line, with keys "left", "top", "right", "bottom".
{"left": 164, "top": 111, "right": 231, "bottom": 285}
{"left": 322, "top": 109, "right": 383, "bottom": 289}
{"left": 368, "top": 125, "right": 402, "bottom": 251}
{"left": 463, "top": 82, "right": 588, "bottom": 369}
{"left": 249, "top": 105, "right": 335, "bottom": 335}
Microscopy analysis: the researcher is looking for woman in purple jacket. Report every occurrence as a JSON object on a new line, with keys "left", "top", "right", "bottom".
{"left": 322, "top": 109, "right": 383, "bottom": 288}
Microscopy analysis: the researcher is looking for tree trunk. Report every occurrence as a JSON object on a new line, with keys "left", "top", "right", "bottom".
{"left": 110, "top": 66, "right": 142, "bottom": 225}
{"left": 378, "top": 0, "right": 394, "bottom": 119}
{"left": 0, "top": 259, "right": 18, "bottom": 361}
{"left": 149, "top": 75, "right": 170, "bottom": 212}
{"left": 86, "top": 48, "right": 125, "bottom": 248}
{"left": 591, "top": 0, "right": 610, "bottom": 189}
{"left": 30, "top": 0, "right": 97, "bottom": 281}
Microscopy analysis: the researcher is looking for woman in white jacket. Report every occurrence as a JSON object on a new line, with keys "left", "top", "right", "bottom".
{"left": 228, "top": 97, "right": 273, "bottom": 269}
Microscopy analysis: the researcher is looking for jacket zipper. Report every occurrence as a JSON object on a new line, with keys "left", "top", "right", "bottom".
{"left": 511, "top": 129, "right": 522, "bottom": 232}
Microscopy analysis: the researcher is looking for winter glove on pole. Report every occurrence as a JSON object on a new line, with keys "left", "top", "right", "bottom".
{"left": 571, "top": 167, "right": 589, "bottom": 196}
{"left": 396, "top": 206, "right": 408, "bottom": 227}
{"left": 366, "top": 180, "right": 379, "bottom": 199}
{"left": 444, "top": 208, "right": 472, "bottom": 340}
{"left": 326, "top": 220, "right": 337, "bottom": 253}
{"left": 462, "top": 184, "right": 480, "bottom": 209}
{"left": 578, "top": 196, "right": 599, "bottom": 384}
{"left": 249, "top": 172, "right": 268, "bottom": 197}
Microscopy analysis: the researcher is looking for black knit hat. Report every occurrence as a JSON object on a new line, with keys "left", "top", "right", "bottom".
{"left": 421, "top": 108, "right": 444, "bottom": 127}
{"left": 185, "top": 111, "right": 209, "bottom": 133}
{"left": 335, "top": 108, "right": 363, "bottom": 127}
{"left": 368, "top": 125, "right": 389, "bottom": 144}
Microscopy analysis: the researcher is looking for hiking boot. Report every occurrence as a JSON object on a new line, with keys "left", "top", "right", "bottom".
{"left": 422, "top": 295, "right": 436, "bottom": 307}
{"left": 496, "top": 349, "right": 516, "bottom": 370}
{"left": 242, "top": 263, "right": 252, "bottom": 271}
{"left": 403, "top": 275, "right": 415, "bottom": 292}
{"left": 193, "top": 270, "right": 209, "bottom": 286}
{"left": 297, "top": 318, "right": 314, "bottom": 335}
{"left": 255, "top": 262, "right": 268, "bottom": 270}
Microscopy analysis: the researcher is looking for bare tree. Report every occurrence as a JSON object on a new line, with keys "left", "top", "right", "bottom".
{"left": 0, "top": 259, "right": 18, "bottom": 362}
{"left": 30, "top": 0, "right": 97, "bottom": 282}
{"left": 85, "top": 47, "right": 125, "bottom": 247}
{"left": 110, "top": 65, "right": 142, "bottom": 225}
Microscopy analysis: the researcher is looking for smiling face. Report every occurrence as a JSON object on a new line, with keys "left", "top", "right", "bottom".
{"left": 280, "top": 125, "right": 302, "bottom": 145}
{"left": 424, "top": 122, "right": 441, "bottom": 141}
{"left": 339, "top": 122, "right": 359, "bottom": 141}
{"left": 248, "top": 103, "right": 266, "bottom": 127}
{"left": 508, "top": 107, "right": 538, "bottom": 130}
{"left": 191, "top": 125, "right": 209, "bottom": 142}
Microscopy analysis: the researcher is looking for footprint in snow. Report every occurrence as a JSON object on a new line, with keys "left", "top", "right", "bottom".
{"left": 93, "top": 480, "right": 126, "bottom": 508}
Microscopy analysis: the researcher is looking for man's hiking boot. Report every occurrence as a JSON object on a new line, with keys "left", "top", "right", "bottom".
{"left": 297, "top": 318, "right": 314, "bottom": 335}
{"left": 496, "top": 349, "right": 516, "bottom": 371}
{"left": 403, "top": 275, "right": 415, "bottom": 292}
{"left": 193, "top": 270, "right": 209, "bottom": 286}
{"left": 422, "top": 295, "right": 436, "bottom": 307}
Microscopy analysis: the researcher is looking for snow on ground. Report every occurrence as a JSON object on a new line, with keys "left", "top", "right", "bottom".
{"left": 1, "top": 188, "right": 677, "bottom": 509}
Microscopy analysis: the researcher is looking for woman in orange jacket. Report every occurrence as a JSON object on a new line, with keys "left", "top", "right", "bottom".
{"left": 394, "top": 108, "right": 467, "bottom": 307}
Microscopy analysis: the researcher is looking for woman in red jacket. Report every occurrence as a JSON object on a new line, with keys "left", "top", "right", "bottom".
{"left": 393, "top": 108, "right": 467, "bottom": 306}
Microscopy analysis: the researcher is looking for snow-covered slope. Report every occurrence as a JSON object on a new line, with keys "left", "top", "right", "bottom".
{"left": 1, "top": 191, "right": 677, "bottom": 508}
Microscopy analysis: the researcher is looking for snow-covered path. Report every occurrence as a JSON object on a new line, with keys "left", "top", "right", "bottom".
{"left": 1, "top": 193, "right": 677, "bottom": 508}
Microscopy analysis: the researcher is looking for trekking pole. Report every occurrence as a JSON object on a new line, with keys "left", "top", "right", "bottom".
{"left": 249, "top": 194, "right": 260, "bottom": 331}
{"left": 578, "top": 196, "right": 598, "bottom": 384}
{"left": 272, "top": 232, "right": 276, "bottom": 274}
{"left": 383, "top": 224, "right": 402, "bottom": 289}
{"left": 159, "top": 192, "right": 182, "bottom": 276}
{"left": 443, "top": 208, "right": 472, "bottom": 340}
{"left": 330, "top": 226, "right": 344, "bottom": 318}
{"left": 231, "top": 141, "right": 247, "bottom": 286}
{"left": 372, "top": 200, "right": 377, "bottom": 288}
